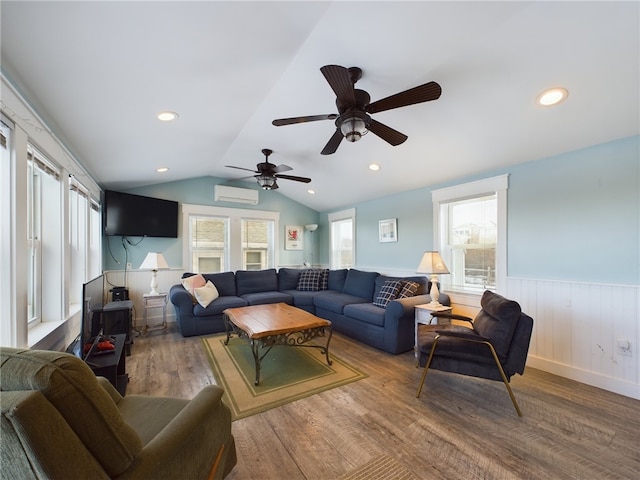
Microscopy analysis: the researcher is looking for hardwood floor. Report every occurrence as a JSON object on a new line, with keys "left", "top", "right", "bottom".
{"left": 126, "top": 325, "right": 640, "bottom": 479}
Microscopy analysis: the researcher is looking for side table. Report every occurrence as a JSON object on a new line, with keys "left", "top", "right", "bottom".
{"left": 142, "top": 293, "right": 168, "bottom": 334}
{"left": 414, "top": 303, "right": 453, "bottom": 359}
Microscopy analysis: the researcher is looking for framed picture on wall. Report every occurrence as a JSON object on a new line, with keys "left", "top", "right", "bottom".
{"left": 285, "top": 225, "right": 304, "bottom": 250}
{"left": 379, "top": 218, "right": 397, "bottom": 243}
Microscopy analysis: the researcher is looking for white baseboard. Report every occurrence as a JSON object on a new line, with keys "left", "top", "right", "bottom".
{"left": 527, "top": 355, "right": 640, "bottom": 400}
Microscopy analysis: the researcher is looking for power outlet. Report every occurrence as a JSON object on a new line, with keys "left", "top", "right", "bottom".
{"left": 126, "top": 262, "right": 132, "bottom": 270}
{"left": 616, "top": 338, "right": 632, "bottom": 357}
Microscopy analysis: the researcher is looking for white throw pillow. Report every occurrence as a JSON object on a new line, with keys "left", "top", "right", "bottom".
{"left": 194, "top": 280, "right": 219, "bottom": 308}
{"left": 182, "top": 274, "right": 206, "bottom": 295}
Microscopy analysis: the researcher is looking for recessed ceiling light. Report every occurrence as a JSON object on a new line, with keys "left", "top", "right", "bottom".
{"left": 369, "top": 163, "right": 381, "bottom": 171}
{"left": 307, "top": 189, "right": 316, "bottom": 195}
{"left": 156, "top": 167, "right": 169, "bottom": 173}
{"left": 536, "top": 88, "right": 568, "bottom": 107}
{"left": 157, "top": 111, "right": 179, "bottom": 121}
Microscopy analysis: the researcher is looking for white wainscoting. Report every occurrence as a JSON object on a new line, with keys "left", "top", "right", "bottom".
{"left": 506, "top": 277, "right": 639, "bottom": 400}
{"left": 104, "top": 269, "right": 184, "bottom": 330}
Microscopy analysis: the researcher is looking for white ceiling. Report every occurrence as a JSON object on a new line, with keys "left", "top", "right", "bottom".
{"left": 1, "top": 1, "right": 638, "bottom": 211}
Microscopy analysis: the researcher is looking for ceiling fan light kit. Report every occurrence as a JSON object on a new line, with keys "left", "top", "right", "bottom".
{"left": 272, "top": 64, "right": 441, "bottom": 154}
{"left": 339, "top": 112, "right": 370, "bottom": 142}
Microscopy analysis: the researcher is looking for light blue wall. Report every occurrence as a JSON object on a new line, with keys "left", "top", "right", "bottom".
{"left": 507, "top": 135, "right": 638, "bottom": 283}
{"left": 105, "top": 136, "right": 639, "bottom": 285}
{"left": 317, "top": 135, "right": 639, "bottom": 285}
{"left": 102, "top": 176, "right": 320, "bottom": 271}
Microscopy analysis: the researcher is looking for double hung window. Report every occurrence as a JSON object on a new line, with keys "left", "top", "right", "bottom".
{"left": 432, "top": 175, "right": 508, "bottom": 294}
{"left": 27, "top": 146, "right": 63, "bottom": 325}
{"left": 183, "top": 204, "right": 278, "bottom": 273}
{"left": 328, "top": 208, "right": 355, "bottom": 269}
{"left": 69, "top": 176, "right": 102, "bottom": 306}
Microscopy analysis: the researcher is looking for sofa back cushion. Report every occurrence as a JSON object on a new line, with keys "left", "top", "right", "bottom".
{"left": 1, "top": 390, "right": 109, "bottom": 479}
{"left": 327, "top": 269, "right": 348, "bottom": 291}
{"left": 236, "top": 269, "right": 278, "bottom": 295}
{"left": 278, "top": 268, "right": 302, "bottom": 290}
{"left": 473, "top": 290, "right": 522, "bottom": 360}
{"left": 342, "top": 269, "right": 379, "bottom": 300}
{"left": 0, "top": 348, "right": 142, "bottom": 477}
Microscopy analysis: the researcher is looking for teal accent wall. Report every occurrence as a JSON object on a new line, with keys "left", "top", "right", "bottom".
{"left": 102, "top": 176, "right": 319, "bottom": 271}
{"left": 317, "top": 135, "right": 639, "bottom": 285}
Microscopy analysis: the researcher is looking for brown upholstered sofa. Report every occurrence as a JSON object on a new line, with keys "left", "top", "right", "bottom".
{"left": 0, "top": 347, "right": 236, "bottom": 479}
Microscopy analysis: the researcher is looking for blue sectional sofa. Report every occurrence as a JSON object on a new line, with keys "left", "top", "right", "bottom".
{"left": 169, "top": 268, "right": 450, "bottom": 354}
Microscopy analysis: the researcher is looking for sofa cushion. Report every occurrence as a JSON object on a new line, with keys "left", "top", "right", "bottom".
{"left": 281, "top": 290, "right": 317, "bottom": 307}
{"left": 313, "top": 291, "right": 369, "bottom": 314}
{"left": 327, "top": 269, "right": 348, "bottom": 291}
{"left": 297, "top": 269, "right": 323, "bottom": 291}
{"left": 343, "top": 303, "right": 386, "bottom": 327}
{"left": 373, "top": 279, "right": 402, "bottom": 308}
{"left": 193, "top": 296, "right": 247, "bottom": 316}
{"left": 236, "top": 269, "right": 278, "bottom": 296}
{"left": 194, "top": 280, "right": 219, "bottom": 308}
{"left": 342, "top": 269, "right": 379, "bottom": 300}
{"left": 278, "top": 268, "right": 302, "bottom": 291}
{"left": 472, "top": 290, "right": 522, "bottom": 359}
{"left": 241, "top": 291, "right": 293, "bottom": 306}
{"left": 200, "top": 272, "right": 237, "bottom": 297}
{"left": 398, "top": 280, "right": 420, "bottom": 299}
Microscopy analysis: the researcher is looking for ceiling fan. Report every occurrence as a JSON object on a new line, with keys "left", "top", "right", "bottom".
{"left": 225, "top": 148, "right": 311, "bottom": 190}
{"left": 272, "top": 65, "right": 442, "bottom": 155}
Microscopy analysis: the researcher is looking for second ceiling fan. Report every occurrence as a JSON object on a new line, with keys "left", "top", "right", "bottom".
{"left": 272, "top": 65, "right": 442, "bottom": 155}
{"left": 225, "top": 148, "right": 311, "bottom": 190}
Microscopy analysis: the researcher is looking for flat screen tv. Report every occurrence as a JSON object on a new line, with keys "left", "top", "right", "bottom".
{"left": 103, "top": 190, "right": 179, "bottom": 238}
{"left": 75, "top": 274, "right": 105, "bottom": 360}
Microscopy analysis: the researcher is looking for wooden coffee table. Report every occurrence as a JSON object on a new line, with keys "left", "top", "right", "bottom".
{"left": 223, "top": 303, "right": 333, "bottom": 385}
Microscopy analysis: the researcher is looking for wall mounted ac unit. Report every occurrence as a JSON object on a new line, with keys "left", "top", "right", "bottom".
{"left": 214, "top": 185, "right": 259, "bottom": 205}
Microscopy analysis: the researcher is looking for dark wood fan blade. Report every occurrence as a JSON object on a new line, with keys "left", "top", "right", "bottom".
{"left": 320, "top": 65, "right": 356, "bottom": 105}
{"left": 321, "top": 128, "right": 344, "bottom": 155}
{"left": 276, "top": 174, "right": 311, "bottom": 183}
{"left": 225, "top": 165, "right": 258, "bottom": 173}
{"left": 367, "top": 81, "right": 442, "bottom": 114}
{"left": 272, "top": 114, "right": 337, "bottom": 126}
{"left": 368, "top": 119, "right": 408, "bottom": 146}
{"left": 273, "top": 164, "right": 293, "bottom": 173}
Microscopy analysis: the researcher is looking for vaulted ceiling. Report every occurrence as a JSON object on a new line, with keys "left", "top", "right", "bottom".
{"left": 1, "top": 1, "right": 638, "bottom": 211}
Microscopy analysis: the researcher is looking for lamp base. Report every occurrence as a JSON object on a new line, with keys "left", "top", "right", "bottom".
{"left": 149, "top": 270, "right": 159, "bottom": 296}
{"left": 429, "top": 275, "right": 442, "bottom": 307}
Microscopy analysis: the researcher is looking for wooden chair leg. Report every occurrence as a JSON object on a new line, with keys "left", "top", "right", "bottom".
{"left": 207, "top": 445, "right": 225, "bottom": 480}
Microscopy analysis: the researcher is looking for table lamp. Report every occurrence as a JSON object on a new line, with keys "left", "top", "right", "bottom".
{"left": 416, "top": 251, "right": 450, "bottom": 307}
{"left": 140, "top": 252, "right": 169, "bottom": 295}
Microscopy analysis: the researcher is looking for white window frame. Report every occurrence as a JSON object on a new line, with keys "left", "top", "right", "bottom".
{"left": 432, "top": 174, "right": 508, "bottom": 294}
{"left": 182, "top": 204, "right": 279, "bottom": 272}
{"left": 27, "top": 146, "right": 63, "bottom": 327}
{"left": 328, "top": 208, "right": 356, "bottom": 270}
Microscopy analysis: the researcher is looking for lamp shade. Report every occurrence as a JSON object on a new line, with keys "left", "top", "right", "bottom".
{"left": 305, "top": 224, "right": 318, "bottom": 232}
{"left": 416, "top": 251, "right": 449, "bottom": 275}
{"left": 139, "top": 252, "right": 169, "bottom": 270}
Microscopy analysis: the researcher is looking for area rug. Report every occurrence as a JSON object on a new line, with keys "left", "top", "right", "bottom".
{"left": 201, "top": 334, "right": 367, "bottom": 420}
